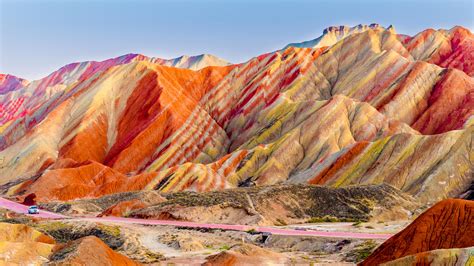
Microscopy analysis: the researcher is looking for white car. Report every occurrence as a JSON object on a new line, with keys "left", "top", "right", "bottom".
{"left": 28, "top": 206, "right": 39, "bottom": 214}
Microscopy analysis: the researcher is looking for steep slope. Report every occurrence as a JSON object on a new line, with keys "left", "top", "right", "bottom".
{"left": 0, "top": 74, "right": 30, "bottom": 126}
{"left": 0, "top": 222, "right": 56, "bottom": 265}
{"left": 0, "top": 25, "right": 472, "bottom": 205}
{"left": 409, "top": 26, "right": 474, "bottom": 76}
{"left": 306, "top": 126, "right": 473, "bottom": 204}
{"left": 203, "top": 243, "right": 287, "bottom": 265}
{"left": 0, "top": 222, "right": 55, "bottom": 244}
{"left": 361, "top": 199, "right": 474, "bottom": 265}
{"left": 135, "top": 26, "right": 473, "bottom": 201}
{"left": 285, "top": 23, "right": 393, "bottom": 49}
{"left": 0, "top": 74, "right": 28, "bottom": 94}
{"left": 288, "top": 24, "right": 474, "bottom": 76}
{"left": 382, "top": 247, "right": 474, "bottom": 266}
{"left": 0, "top": 53, "right": 230, "bottom": 132}
{"left": 49, "top": 236, "right": 141, "bottom": 265}
{"left": 142, "top": 94, "right": 418, "bottom": 192}
{"left": 13, "top": 161, "right": 158, "bottom": 202}
{"left": 151, "top": 54, "right": 231, "bottom": 70}
{"left": 1, "top": 62, "right": 234, "bottom": 187}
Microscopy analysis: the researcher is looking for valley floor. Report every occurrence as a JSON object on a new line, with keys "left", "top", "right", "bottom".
{"left": 0, "top": 201, "right": 409, "bottom": 265}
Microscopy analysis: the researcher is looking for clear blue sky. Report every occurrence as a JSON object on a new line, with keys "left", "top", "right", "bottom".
{"left": 1, "top": 0, "right": 473, "bottom": 80}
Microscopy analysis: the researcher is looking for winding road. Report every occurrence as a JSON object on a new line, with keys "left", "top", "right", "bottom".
{"left": 0, "top": 197, "right": 393, "bottom": 240}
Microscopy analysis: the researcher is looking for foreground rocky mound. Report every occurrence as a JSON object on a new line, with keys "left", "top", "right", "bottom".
{"left": 361, "top": 199, "right": 474, "bottom": 265}
{"left": 49, "top": 236, "right": 141, "bottom": 265}
{"left": 382, "top": 247, "right": 474, "bottom": 266}
{"left": 204, "top": 243, "right": 287, "bottom": 265}
{"left": 0, "top": 222, "right": 55, "bottom": 265}
{"left": 128, "top": 184, "right": 416, "bottom": 225}
{"left": 40, "top": 184, "right": 417, "bottom": 225}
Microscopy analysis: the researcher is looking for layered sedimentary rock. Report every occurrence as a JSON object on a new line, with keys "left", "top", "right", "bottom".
{"left": 306, "top": 126, "right": 473, "bottom": 204}
{"left": 361, "top": 199, "right": 474, "bottom": 265}
{"left": 0, "top": 222, "right": 55, "bottom": 244}
{"left": 37, "top": 184, "right": 417, "bottom": 225}
{"left": 382, "top": 247, "right": 474, "bottom": 266}
{"left": 0, "top": 25, "right": 472, "bottom": 205}
{"left": 49, "top": 236, "right": 141, "bottom": 265}
{"left": 203, "top": 243, "right": 287, "bottom": 265}
{"left": 0, "top": 53, "right": 229, "bottom": 130}
{"left": 130, "top": 184, "right": 418, "bottom": 225}
{"left": 1, "top": 62, "right": 234, "bottom": 198}
{"left": 0, "top": 222, "right": 56, "bottom": 265}
{"left": 287, "top": 24, "right": 474, "bottom": 76}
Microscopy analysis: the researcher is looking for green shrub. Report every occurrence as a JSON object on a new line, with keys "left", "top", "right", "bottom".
{"left": 345, "top": 240, "right": 378, "bottom": 263}
{"left": 306, "top": 215, "right": 360, "bottom": 223}
{"left": 220, "top": 245, "right": 231, "bottom": 250}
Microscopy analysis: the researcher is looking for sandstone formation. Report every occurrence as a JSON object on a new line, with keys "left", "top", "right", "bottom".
{"left": 0, "top": 222, "right": 55, "bottom": 244}
{"left": 0, "top": 25, "right": 472, "bottom": 207}
{"left": 49, "top": 235, "right": 141, "bottom": 265}
{"left": 0, "top": 222, "right": 55, "bottom": 265}
{"left": 203, "top": 243, "right": 287, "bottom": 265}
{"left": 382, "top": 247, "right": 474, "bottom": 266}
{"left": 126, "top": 184, "right": 417, "bottom": 225}
{"left": 361, "top": 199, "right": 474, "bottom": 265}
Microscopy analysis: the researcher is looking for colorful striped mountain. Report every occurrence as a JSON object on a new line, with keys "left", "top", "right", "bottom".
{"left": 0, "top": 25, "right": 472, "bottom": 207}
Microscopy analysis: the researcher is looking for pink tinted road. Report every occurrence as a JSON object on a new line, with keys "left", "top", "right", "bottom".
{"left": 0, "top": 197, "right": 392, "bottom": 240}
{"left": 0, "top": 197, "right": 66, "bottom": 219}
{"left": 78, "top": 218, "right": 392, "bottom": 240}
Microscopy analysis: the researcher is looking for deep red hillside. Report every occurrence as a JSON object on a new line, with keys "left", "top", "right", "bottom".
{"left": 361, "top": 199, "right": 474, "bottom": 265}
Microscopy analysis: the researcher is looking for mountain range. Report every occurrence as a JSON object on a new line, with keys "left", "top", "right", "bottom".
{"left": 0, "top": 24, "right": 472, "bottom": 206}
{"left": 0, "top": 23, "right": 473, "bottom": 265}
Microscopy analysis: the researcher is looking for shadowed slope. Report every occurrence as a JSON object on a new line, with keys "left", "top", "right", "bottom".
{"left": 49, "top": 236, "right": 141, "bottom": 266}
{"left": 382, "top": 247, "right": 474, "bottom": 266}
{"left": 0, "top": 62, "right": 234, "bottom": 185}
{"left": 361, "top": 199, "right": 474, "bottom": 265}
{"left": 0, "top": 25, "right": 472, "bottom": 204}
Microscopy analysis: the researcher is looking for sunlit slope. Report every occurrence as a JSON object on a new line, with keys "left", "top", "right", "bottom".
{"left": 0, "top": 25, "right": 472, "bottom": 204}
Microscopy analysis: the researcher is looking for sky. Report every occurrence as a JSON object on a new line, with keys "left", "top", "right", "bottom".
{"left": 0, "top": 0, "right": 473, "bottom": 80}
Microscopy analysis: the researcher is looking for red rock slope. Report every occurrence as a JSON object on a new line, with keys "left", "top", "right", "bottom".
{"left": 361, "top": 199, "right": 474, "bottom": 265}
{"left": 0, "top": 25, "right": 472, "bottom": 204}
{"left": 49, "top": 236, "right": 141, "bottom": 265}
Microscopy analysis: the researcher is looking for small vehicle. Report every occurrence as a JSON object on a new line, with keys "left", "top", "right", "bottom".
{"left": 28, "top": 205, "right": 39, "bottom": 214}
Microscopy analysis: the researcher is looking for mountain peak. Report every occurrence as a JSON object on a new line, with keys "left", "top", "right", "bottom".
{"left": 285, "top": 23, "right": 390, "bottom": 49}
{"left": 322, "top": 23, "right": 384, "bottom": 34}
{"left": 152, "top": 53, "right": 231, "bottom": 70}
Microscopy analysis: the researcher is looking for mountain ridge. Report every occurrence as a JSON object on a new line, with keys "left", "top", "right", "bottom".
{"left": 0, "top": 25, "right": 472, "bottom": 209}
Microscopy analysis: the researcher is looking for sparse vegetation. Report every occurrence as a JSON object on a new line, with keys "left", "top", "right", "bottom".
{"left": 345, "top": 240, "right": 378, "bottom": 263}
{"left": 97, "top": 224, "right": 121, "bottom": 238}
{"left": 142, "top": 250, "right": 163, "bottom": 261}
{"left": 219, "top": 244, "right": 231, "bottom": 250}
{"left": 310, "top": 251, "right": 329, "bottom": 256}
{"left": 306, "top": 215, "right": 360, "bottom": 223}
{"left": 275, "top": 218, "right": 288, "bottom": 226}
{"left": 246, "top": 228, "right": 258, "bottom": 234}
{"left": 50, "top": 243, "right": 79, "bottom": 261}
{"left": 352, "top": 221, "right": 362, "bottom": 227}
{"left": 35, "top": 221, "right": 70, "bottom": 232}
{"left": 33, "top": 221, "right": 124, "bottom": 249}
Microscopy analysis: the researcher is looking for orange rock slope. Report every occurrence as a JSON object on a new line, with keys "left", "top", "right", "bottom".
{"left": 361, "top": 199, "right": 474, "bottom": 265}
{"left": 0, "top": 25, "right": 472, "bottom": 204}
{"left": 381, "top": 247, "right": 474, "bottom": 266}
{"left": 49, "top": 236, "right": 141, "bottom": 266}
{"left": 0, "top": 222, "right": 56, "bottom": 265}
{"left": 204, "top": 244, "right": 287, "bottom": 266}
